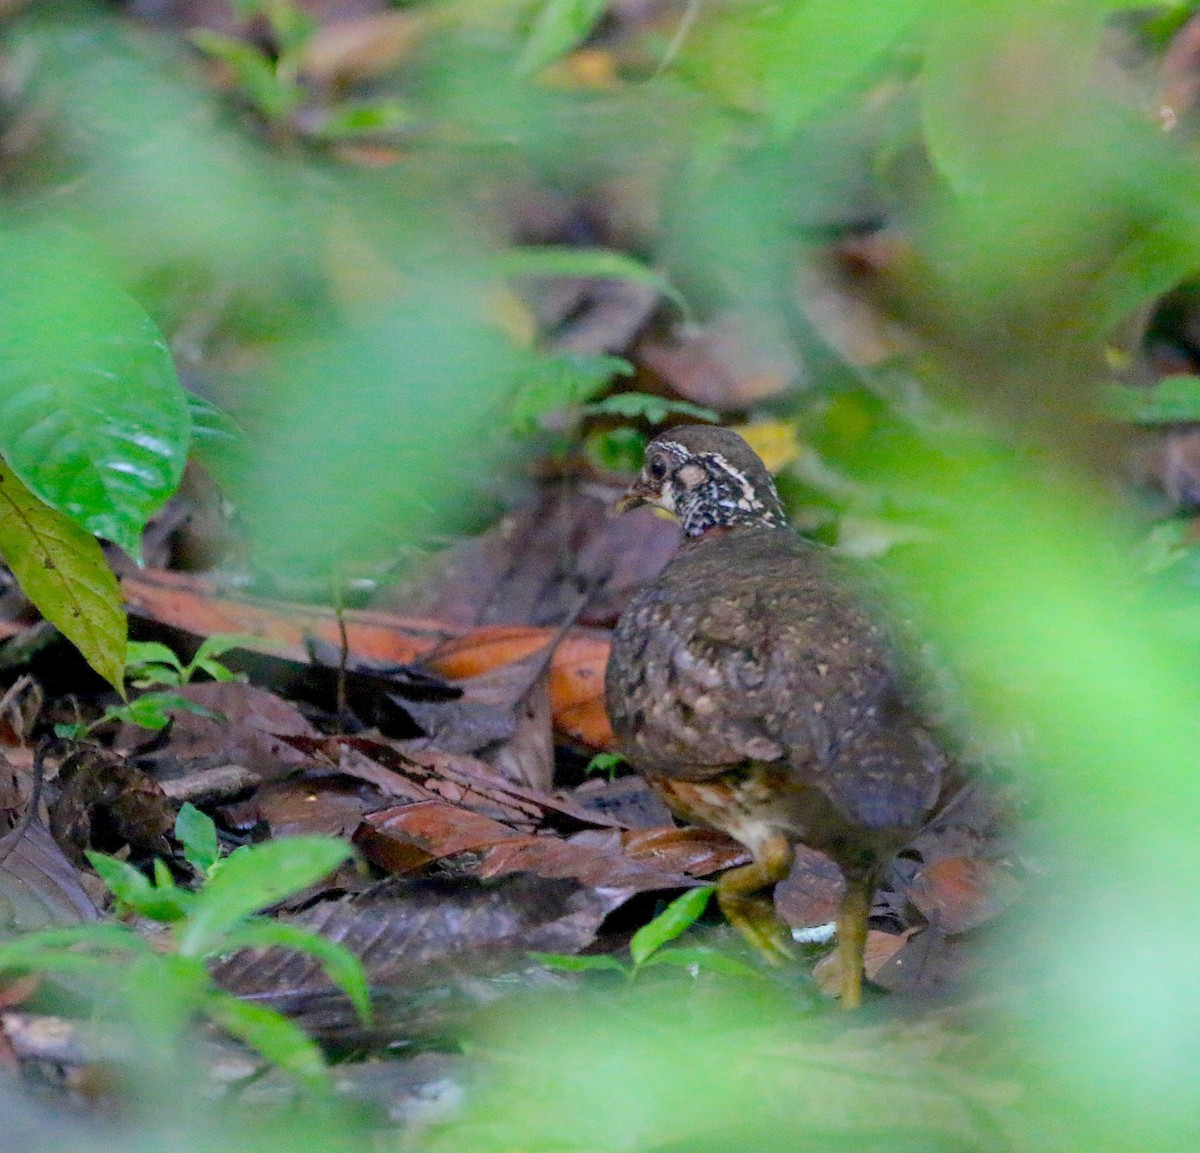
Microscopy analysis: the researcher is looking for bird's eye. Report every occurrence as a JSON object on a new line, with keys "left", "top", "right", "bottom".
{"left": 647, "top": 455, "right": 669, "bottom": 482}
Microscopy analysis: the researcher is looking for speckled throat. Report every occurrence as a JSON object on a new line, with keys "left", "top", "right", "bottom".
{"left": 657, "top": 443, "right": 789, "bottom": 538}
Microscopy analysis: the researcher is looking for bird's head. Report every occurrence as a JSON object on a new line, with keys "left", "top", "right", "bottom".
{"left": 617, "top": 425, "right": 789, "bottom": 538}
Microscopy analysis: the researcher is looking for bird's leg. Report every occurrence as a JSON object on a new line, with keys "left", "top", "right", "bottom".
{"left": 716, "top": 832, "right": 795, "bottom": 964}
{"left": 835, "top": 866, "right": 880, "bottom": 1009}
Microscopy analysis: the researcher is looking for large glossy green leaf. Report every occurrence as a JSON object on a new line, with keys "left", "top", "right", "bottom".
{"left": 0, "top": 462, "right": 126, "bottom": 689}
{"left": 0, "top": 233, "right": 190, "bottom": 560}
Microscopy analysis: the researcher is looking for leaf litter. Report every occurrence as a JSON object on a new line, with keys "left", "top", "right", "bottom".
{"left": 0, "top": 0, "right": 1035, "bottom": 1141}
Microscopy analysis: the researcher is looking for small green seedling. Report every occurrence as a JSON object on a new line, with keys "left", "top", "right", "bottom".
{"left": 585, "top": 752, "right": 627, "bottom": 781}
{"left": 532, "top": 886, "right": 759, "bottom": 980}
{"left": 53, "top": 692, "right": 220, "bottom": 741}
{"left": 0, "top": 805, "right": 368, "bottom": 1086}
{"left": 125, "top": 634, "right": 256, "bottom": 688}
{"left": 580, "top": 392, "right": 718, "bottom": 425}
{"left": 190, "top": 0, "right": 415, "bottom": 140}
{"left": 190, "top": 0, "right": 314, "bottom": 124}
{"left": 53, "top": 636, "right": 254, "bottom": 740}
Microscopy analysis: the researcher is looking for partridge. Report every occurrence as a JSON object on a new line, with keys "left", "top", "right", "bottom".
{"left": 605, "top": 425, "right": 944, "bottom": 1006}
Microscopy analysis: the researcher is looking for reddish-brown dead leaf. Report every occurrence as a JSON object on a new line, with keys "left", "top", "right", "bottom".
{"left": 477, "top": 833, "right": 701, "bottom": 895}
{"left": 568, "top": 776, "right": 674, "bottom": 829}
{"left": 122, "top": 568, "right": 615, "bottom": 749}
{"left": 422, "top": 626, "right": 614, "bottom": 751}
{"left": 906, "top": 856, "right": 1021, "bottom": 935}
{"left": 122, "top": 682, "right": 316, "bottom": 780}
{"left": 288, "top": 737, "right": 541, "bottom": 828}
{"left": 774, "top": 845, "right": 846, "bottom": 928}
{"left": 0, "top": 820, "right": 99, "bottom": 925}
{"left": 401, "top": 747, "right": 625, "bottom": 832}
{"left": 282, "top": 734, "right": 438, "bottom": 805}
{"left": 353, "top": 800, "right": 521, "bottom": 874}
{"left": 254, "top": 776, "right": 382, "bottom": 839}
{"left": 122, "top": 568, "right": 451, "bottom": 665}
{"left": 211, "top": 875, "right": 620, "bottom": 1041}
{"left": 621, "top": 825, "right": 748, "bottom": 876}
{"left": 381, "top": 476, "right": 679, "bottom": 631}
{"left": 637, "top": 309, "right": 799, "bottom": 409}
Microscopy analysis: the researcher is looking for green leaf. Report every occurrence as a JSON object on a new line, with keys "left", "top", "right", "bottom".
{"left": 509, "top": 354, "right": 633, "bottom": 431}
{"left": 516, "top": 0, "right": 608, "bottom": 76}
{"left": 0, "top": 461, "right": 126, "bottom": 690}
{"left": 311, "top": 99, "right": 416, "bottom": 140}
{"left": 498, "top": 247, "right": 690, "bottom": 318}
{"left": 530, "top": 952, "right": 631, "bottom": 974}
{"left": 206, "top": 990, "right": 330, "bottom": 1087}
{"left": 765, "top": 0, "right": 928, "bottom": 136}
{"left": 191, "top": 659, "right": 239, "bottom": 683}
{"left": 219, "top": 920, "right": 371, "bottom": 1023}
{"left": 581, "top": 392, "right": 719, "bottom": 425}
{"left": 264, "top": 1, "right": 316, "bottom": 58}
{"left": 190, "top": 633, "right": 258, "bottom": 667}
{"left": 920, "top": 0, "right": 1105, "bottom": 196}
{"left": 584, "top": 425, "right": 647, "bottom": 472}
{"left": 126, "top": 641, "right": 184, "bottom": 686}
{"left": 585, "top": 752, "right": 626, "bottom": 780}
{"left": 637, "top": 946, "right": 762, "bottom": 978}
{"left": 189, "top": 31, "right": 301, "bottom": 122}
{"left": 186, "top": 392, "right": 244, "bottom": 492}
{"left": 85, "top": 852, "right": 194, "bottom": 922}
{"left": 0, "top": 923, "right": 150, "bottom": 973}
{"left": 125, "top": 641, "right": 184, "bottom": 673}
{"left": 129, "top": 665, "right": 183, "bottom": 689}
{"left": 178, "top": 836, "right": 354, "bottom": 956}
{"left": 630, "top": 887, "right": 714, "bottom": 967}
{"left": 1107, "top": 377, "right": 1200, "bottom": 425}
{"left": 115, "top": 691, "right": 218, "bottom": 731}
{"left": 0, "top": 231, "right": 190, "bottom": 561}
{"left": 176, "top": 803, "right": 221, "bottom": 875}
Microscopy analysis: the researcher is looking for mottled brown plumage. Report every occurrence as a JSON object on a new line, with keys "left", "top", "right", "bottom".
{"left": 605, "top": 425, "right": 943, "bottom": 1005}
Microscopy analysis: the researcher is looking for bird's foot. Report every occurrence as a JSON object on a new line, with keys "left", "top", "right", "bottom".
{"left": 716, "top": 886, "right": 796, "bottom": 965}
{"left": 715, "top": 834, "right": 797, "bottom": 965}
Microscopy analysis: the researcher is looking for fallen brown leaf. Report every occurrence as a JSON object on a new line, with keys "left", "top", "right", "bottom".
{"left": 211, "top": 874, "right": 620, "bottom": 1042}
{"left": 774, "top": 844, "right": 845, "bottom": 929}
{"left": 122, "top": 568, "right": 615, "bottom": 748}
{"left": 905, "top": 856, "right": 1021, "bottom": 935}
{"left": 353, "top": 800, "right": 521, "bottom": 874}
{"left": 122, "top": 682, "right": 315, "bottom": 780}
{"left": 813, "top": 929, "right": 912, "bottom": 998}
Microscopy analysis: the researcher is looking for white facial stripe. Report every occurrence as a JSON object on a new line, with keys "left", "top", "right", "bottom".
{"left": 698, "top": 453, "right": 766, "bottom": 513}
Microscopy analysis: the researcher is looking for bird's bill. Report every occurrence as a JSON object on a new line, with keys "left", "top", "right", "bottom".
{"left": 614, "top": 484, "right": 648, "bottom": 514}
{"left": 614, "top": 480, "right": 664, "bottom": 515}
